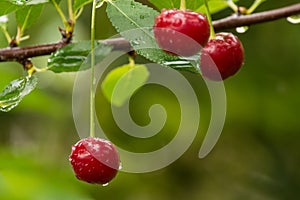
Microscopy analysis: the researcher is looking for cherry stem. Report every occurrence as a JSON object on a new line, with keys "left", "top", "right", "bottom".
{"left": 180, "top": 0, "right": 186, "bottom": 10}
{"left": 247, "top": 0, "right": 266, "bottom": 14}
{"left": 0, "top": 26, "right": 11, "bottom": 43}
{"left": 68, "top": 0, "right": 75, "bottom": 22}
{"left": 226, "top": 0, "right": 238, "bottom": 12}
{"left": 204, "top": 0, "right": 215, "bottom": 39}
{"left": 89, "top": 0, "right": 97, "bottom": 138}
{"left": 51, "top": 0, "right": 68, "bottom": 26}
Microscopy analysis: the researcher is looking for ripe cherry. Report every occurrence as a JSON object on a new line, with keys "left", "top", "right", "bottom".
{"left": 153, "top": 9, "right": 210, "bottom": 57}
{"left": 200, "top": 32, "right": 244, "bottom": 81}
{"left": 69, "top": 137, "right": 120, "bottom": 185}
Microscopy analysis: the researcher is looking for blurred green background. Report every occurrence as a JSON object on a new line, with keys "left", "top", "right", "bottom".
{"left": 0, "top": 0, "right": 300, "bottom": 199}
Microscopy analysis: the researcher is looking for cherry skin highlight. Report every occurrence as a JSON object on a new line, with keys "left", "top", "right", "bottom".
{"left": 200, "top": 32, "right": 244, "bottom": 81}
{"left": 153, "top": 9, "right": 210, "bottom": 56}
{"left": 69, "top": 137, "right": 120, "bottom": 185}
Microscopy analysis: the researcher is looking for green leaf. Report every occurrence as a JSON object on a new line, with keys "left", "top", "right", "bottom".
{"left": 73, "top": 0, "right": 92, "bottom": 12}
{"left": 147, "top": 0, "right": 238, "bottom": 14}
{"left": 47, "top": 41, "right": 113, "bottom": 73}
{"left": 0, "top": 1, "right": 21, "bottom": 15}
{"left": 25, "top": 0, "right": 49, "bottom": 5}
{"left": 106, "top": 0, "right": 200, "bottom": 73}
{"left": 0, "top": 0, "right": 48, "bottom": 17}
{"left": 0, "top": 76, "right": 38, "bottom": 112}
{"left": 102, "top": 64, "right": 149, "bottom": 107}
{"left": 16, "top": 4, "right": 44, "bottom": 31}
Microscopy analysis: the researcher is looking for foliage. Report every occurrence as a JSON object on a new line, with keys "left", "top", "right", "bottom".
{"left": 102, "top": 63, "right": 149, "bottom": 107}
{"left": 47, "top": 41, "right": 113, "bottom": 73}
{"left": 0, "top": 0, "right": 300, "bottom": 199}
{"left": 0, "top": 76, "right": 37, "bottom": 112}
{"left": 1, "top": 0, "right": 236, "bottom": 110}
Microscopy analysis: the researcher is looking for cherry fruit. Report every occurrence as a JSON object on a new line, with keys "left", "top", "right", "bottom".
{"left": 200, "top": 32, "right": 244, "bottom": 81}
{"left": 153, "top": 9, "right": 210, "bottom": 56}
{"left": 69, "top": 137, "right": 120, "bottom": 185}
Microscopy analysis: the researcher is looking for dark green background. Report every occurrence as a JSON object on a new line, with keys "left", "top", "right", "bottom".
{"left": 0, "top": 0, "right": 299, "bottom": 199}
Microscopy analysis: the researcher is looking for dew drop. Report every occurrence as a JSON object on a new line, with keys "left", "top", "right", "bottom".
{"left": 131, "top": 40, "right": 140, "bottom": 46}
{"left": 130, "top": 1, "right": 135, "bottom": 8}
{"left": 236, "top": 26, "right": 249, "bottom": 33}
{"left": 102, "top": 183, "right": 109, "bottom": 187}
{"left": 287, "top": 15, "right": 300, "bottom": 24}
{"left": 118, "top": 162, "right": 122, "bottom": 170}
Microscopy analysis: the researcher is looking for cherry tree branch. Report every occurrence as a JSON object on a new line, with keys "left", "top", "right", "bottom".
{"left": 0, "top": 3, "right": 300, "bottom": 62}
{"left": 213, "top": 3, "right": 300, "bottom": 31}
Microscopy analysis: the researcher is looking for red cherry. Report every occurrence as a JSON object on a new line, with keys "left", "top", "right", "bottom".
{"left": 200, "top": 32, "right": 244, "bottom": 81}
{"left": 69, "top": 137, "right": 120, "bottom": 185}
{"left": 153, "top": 9, "right": 210, "bottom": 57}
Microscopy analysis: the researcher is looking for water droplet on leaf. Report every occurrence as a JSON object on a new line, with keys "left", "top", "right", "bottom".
{"left": 131, "top": 40, "right": 140, "bottom": 46}
{"left": 236, "top": 26, "right": 249, "bottom": 33}
{"left": 130, "top": 1, "right": 135, "bottom": 8}
{"left": 102, "top": 183, "right": 109, "bottom": 187}
{"left": 287, "top": 15, "right": 300, "bottom": 24}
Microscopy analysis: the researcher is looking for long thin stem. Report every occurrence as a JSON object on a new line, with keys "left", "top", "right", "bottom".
{"left": 226, "top": 0, "right": 238, "bottom": 12}
{"left": 51, "top": 0, "right": 68, "bottom": 25}
{"left": 204, "top": 0, "right": 215, "bottom": 38}
{"left": 180, "top": 0, "right": 186, "bottom": 10}
{"left": 68, "top": 0, "right": 75, "bottom": 22}
{"left": 15, "top": 26, "right": 22, "bottom": 45}
{"left": 0, "top": 26, "right": 11, "bottom": 43}
{"left": 247, "top": 0, "right": 266, "bottom": 14}
{"left": 90, "top": 0, "right": 97, "bottom": 138}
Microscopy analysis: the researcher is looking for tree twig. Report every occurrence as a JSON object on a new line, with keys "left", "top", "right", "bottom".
{"left": 213, "top": 3, "right": 300, "bottom": 31}
{"left": 1, "top": 3, "right": 300, "bottom": 62}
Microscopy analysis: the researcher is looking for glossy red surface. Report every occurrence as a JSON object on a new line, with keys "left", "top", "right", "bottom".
{"left": 200, "top": 32, "right": 244, "bottom": 81}
{"left": 69, "top": 137, "right": 120, "bottom": 184}
{"left": 154, "top": 9, "right": 210, "bottom": 56}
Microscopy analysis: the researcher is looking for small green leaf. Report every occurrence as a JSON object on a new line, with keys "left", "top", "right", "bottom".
{"left": 0, "top": 76, "right": 38, "bottom": 112}
{"left": 73, "top": 0, "right": 92, "bottom": 12}
{"left": 47, "top": 41, "right": 113, "bottom": 73}
{"left": 102, "top": 64, "right": 149, "bottom": 107}
{"left": 107, "top": 0, "right": 200, "bottom": 73}
{"left": 16, "top": 4, "right": 44, "bottom": 31}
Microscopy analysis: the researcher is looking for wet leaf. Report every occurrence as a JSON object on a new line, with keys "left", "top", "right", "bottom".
{"left": 47, "top": 41, "right": 113, "bottom": 73}
{"left": 0, "top": 76, "right": 38, "bottom": 112}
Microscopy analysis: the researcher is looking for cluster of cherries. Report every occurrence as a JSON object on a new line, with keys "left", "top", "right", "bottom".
{"left": 69, "top": 8, "right": 245, "bottom": 186}
{"left": 154, "top": 9, "right": 244, "bottom": 81}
